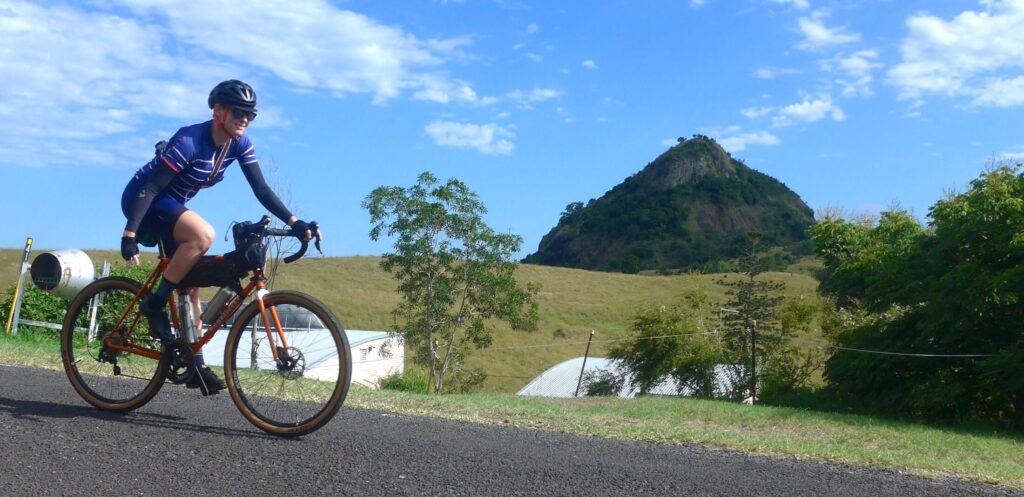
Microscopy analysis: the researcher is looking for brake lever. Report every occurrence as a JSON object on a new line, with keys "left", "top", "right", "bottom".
{"left": 310, "top": 221, "right": 322, "bottom": 255}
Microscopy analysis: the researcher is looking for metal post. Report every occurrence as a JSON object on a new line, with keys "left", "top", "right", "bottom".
{"left": 750, "top": 319, "right": 757, "bottom": 405}
{"left": 6, "top": 238, "right": 34, "bottom": 335}
{"left": 574, "top": 330, "right": 595, "bottom": 397}
{"left": 87, "top": 261, "right": 110, "bottom": 342}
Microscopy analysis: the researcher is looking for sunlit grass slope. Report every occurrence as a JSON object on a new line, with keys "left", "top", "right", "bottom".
{"left": 0, "top": 249, "right": 821, "bottom": 392}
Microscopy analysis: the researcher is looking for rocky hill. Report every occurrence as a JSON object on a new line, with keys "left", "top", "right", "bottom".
{"left": 523, "top": 136, "right": 815, "bottom": 273}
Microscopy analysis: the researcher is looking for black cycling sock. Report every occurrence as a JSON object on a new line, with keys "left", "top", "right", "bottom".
{"left": 146, "top": 278, "right": 177, "bottom": 309}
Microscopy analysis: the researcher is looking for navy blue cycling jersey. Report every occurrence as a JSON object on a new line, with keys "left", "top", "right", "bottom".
{"left": 122, "top": 119, "right": 293, "bottom": 235}
{"left": 131, "top": 120, "right": 257, "bottom": 204}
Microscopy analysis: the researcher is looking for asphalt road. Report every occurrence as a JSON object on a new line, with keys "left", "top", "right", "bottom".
{"left": 0, "top": 364, "right": 1019, "bottom": 497}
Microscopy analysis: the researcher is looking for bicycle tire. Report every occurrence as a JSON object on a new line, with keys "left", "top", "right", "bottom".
{"left": 61, "top": 277, "right": 168, "bottom": 412}
{"left": 223, "top": 290, "right": 351, "bottom": 437}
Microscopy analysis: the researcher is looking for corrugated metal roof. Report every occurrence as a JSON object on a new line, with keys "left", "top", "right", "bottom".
{"left": 346, "top": 330, "right": 395, "bottom": 347}
{"left": 517, "top": 357, "right": 740, "bottom": 399}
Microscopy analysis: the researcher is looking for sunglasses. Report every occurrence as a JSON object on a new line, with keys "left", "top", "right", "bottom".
{"left": 229, "top": 107, "right": 257, "bottom": 122}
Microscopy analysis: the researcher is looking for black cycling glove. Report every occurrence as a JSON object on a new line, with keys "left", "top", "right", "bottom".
{"left": 121, "top": 236, "right": 139, "bottom": 261}
{"left": 290, "top": 220, "right": 311, "bottom": 238}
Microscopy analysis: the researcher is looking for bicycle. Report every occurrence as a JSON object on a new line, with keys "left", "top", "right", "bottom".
{"left": 59, "top": 216, "right": 351, "bottom": 437}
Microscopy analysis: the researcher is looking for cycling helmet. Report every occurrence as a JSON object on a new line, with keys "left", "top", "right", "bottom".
{"left": 208, "top": 80, "right": 257, "bottom": 112}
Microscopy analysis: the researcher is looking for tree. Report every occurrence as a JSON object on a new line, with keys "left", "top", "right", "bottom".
{"left": 363, "top": 172, "right": 539, "bottom": 394}
{"left": 810, "top": 164, "right": 1024, "bottom": 425}
{"left": 559, "top": 201, "right": 584, "bottom": 222}
{"left": 607, "top": 290, "right": 725, "bottom": 398}
{"left": 717, "top": 243, "right": 789, "bottom": 403}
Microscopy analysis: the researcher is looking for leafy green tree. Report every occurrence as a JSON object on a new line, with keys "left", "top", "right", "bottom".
{"left": 363, "top": 172, "right": 539, "bottom": 394}
{"left": 608, "top": 290, "right": 724, "bottom": 397}
{"left": 717, "top": 245, "right": 790, "bottom": 403}
{"left": 810, "top": 164, "right": 1024, "bottom": 425}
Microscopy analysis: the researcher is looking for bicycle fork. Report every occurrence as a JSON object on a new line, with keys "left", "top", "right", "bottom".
{"left": 254, "top": 288, "right": 295, "bottom": 372}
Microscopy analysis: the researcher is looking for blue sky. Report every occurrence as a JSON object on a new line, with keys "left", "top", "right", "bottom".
{"left": 1, "top": 0, "right": 1022, "bottom": 260}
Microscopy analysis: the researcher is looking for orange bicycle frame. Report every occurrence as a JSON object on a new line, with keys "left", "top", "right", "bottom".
{"left": 101, "top": 257, "right": 290, "bottom": 362}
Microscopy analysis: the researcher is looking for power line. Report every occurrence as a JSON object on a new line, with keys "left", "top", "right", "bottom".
{"left": 788, "top": 335, "right": 997, "bottom": 358}
{"left": 481, "top": 331, "right": 720, "bottom": 352}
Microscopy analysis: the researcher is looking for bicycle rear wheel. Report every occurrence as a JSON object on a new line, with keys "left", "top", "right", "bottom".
{"left": 224, "top": 290, "right": 351, "bottom": 437}
{"left": 61, "top": 277, "right": 168, "bottom": 411}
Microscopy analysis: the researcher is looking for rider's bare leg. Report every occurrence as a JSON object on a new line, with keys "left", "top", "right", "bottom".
{"left": 164, "top": 211, "right": 215, "bottom": 283}
{"left": 188, "top": 287, "right": 203, "bottom": 332}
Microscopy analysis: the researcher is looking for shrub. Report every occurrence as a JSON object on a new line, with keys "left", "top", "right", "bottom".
{"left": 378, "top": 368, "right": 429, "bottom": 394}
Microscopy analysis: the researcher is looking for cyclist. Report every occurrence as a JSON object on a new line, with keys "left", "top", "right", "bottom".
{"left": 120, "top": 79, "right": 321, "bottom": 392}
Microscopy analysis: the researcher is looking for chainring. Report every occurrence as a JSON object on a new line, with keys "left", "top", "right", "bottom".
{"left": 165, "top": 343, "right": 196, "bottom": 384}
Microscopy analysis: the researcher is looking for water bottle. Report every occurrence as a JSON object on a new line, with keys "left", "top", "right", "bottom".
{"left": 176, "top": 291, "right": 199, "bottom": 343}
{"left": 201, "top": 286, "right": 238, "bottom": 325}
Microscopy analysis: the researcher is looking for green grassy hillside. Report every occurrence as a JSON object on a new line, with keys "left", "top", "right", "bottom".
{"left": 0, "top": 248, "right": 821, "bottom": 392}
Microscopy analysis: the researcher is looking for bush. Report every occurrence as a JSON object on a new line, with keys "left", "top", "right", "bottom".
{"left": 378, "top": 368, "right": 429, "bottom": 394}
{"left": 0, "top": 259, "right": 156, "bottom": 333}
{"left": 583, "top": 369, "right": 622, "bottom": 397}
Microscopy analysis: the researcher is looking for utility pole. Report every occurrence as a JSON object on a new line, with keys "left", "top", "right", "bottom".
{"left": 575, "top": 330, "right": 595, "bottom": 397}
{"left": 750, "top": 319, "right": 757, "bottom": 404}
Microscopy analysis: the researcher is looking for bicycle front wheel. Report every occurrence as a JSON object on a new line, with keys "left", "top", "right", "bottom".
{"left": 224, "top": 290, "right": 351, "bottom": 437}
{"left": 61, "top": 277, "right": 167, "bottom": 412}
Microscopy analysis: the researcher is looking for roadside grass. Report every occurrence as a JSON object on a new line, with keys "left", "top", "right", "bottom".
{"left": 345, "top": 387, "right": 1024, "bottom": 488}
{"left": 3, "top": 334, "right": 1022, "bottom": 489}
{"left": 0, "top": 326, "right": 63, "bottom": 370}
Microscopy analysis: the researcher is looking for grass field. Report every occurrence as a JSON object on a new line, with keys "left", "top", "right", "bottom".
{"left": 0, "top": 248, "right": 823, "bottom": 392}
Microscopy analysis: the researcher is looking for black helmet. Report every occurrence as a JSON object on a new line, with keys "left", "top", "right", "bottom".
{"left": 208, "top": 80, "right": 257, "bottom": 112}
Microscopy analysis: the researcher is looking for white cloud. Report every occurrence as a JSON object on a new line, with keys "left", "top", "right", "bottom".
{"left": 821, "top": 50, "right": 881, "bottom": 97}
{"left": 754, "top": 66, "right": 799, "bottom": 79}
{"left": 412, "top": 75, "right": 497, "bottom": 105}
{"left": 526, "top": 23, "right": 539, "bottom": 34}
{"left": 772, "top": 98, "right": 846, "bottom": 127}
{"left": 525, "top": 52, "right": 543, "bottom": 63}
{"left": 0, "top": 0, "right": 489, "bottom": 167}
{"left": 690, "top": 0, "right": 708, "bottom": 7}
{"left": 582, "top": 59, "right": 598, "bottom": 70}
{"left": 0, "top": 1, "right": 232, "bottom": 166}
{"left": 110, "top": 0, "right": 477, "bottom": 105}
{"left": 424, "top": 121, "right": 515, "bottom": 155}
{"left": 973, "top": 76, "right": 1024, "bottom": 107}
{"left": 768, "top": 0, "right": 810, "bottom": 10}
{"left": 506, "top": 88, "right": 564, "bottom": 108}
{"left": 741, "top": 106, "right": 776, "bottom": 119}
{"left": 888, "top": 1, "right": 1024, "bottom": 107}
{"left": 795, "top": 14, "right": 861, "bottom": 51}
{"left": 714, "top": 129, "right": 781, "bottom": 152}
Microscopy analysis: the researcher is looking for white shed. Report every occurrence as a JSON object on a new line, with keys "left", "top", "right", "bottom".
{"left": 345, "top": 330, "right": 404, "bottom": 387}
{"left": 199, "top": 324, "right": 404, "bottom": 389}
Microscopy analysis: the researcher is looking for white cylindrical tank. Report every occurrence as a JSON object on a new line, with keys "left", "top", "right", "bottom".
{"left": 30, "top": 249, "right": 95, "bottom": 300}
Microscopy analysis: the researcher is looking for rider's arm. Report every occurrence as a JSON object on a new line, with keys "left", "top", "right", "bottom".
{"left": 123, "top": 164, "right": 176, "bottom": 236}
{"left": 239, "top": 161, "right": 295, "bottom": 225}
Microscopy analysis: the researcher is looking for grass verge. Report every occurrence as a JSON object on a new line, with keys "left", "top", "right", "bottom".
{"left": 5, "top": 331, "right": 1022, "bottom": 489}
{"left": 344, "top": 387, "right": 1024, "bottom": 488}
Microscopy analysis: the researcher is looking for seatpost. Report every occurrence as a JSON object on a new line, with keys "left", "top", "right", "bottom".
{"left": 176, "top": 289, "right": 199, "bottom": 343}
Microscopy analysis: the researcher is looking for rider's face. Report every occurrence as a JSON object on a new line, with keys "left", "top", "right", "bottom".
{"left": 215, "top": 105, "right": 251, "bottom": 138}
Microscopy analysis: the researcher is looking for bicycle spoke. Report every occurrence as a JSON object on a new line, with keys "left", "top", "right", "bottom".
{"left": 61, "top": 278, "right": 166, "bottom": 412}
{"left": 225, "top": 292, "right": 350, "bottom": 436}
